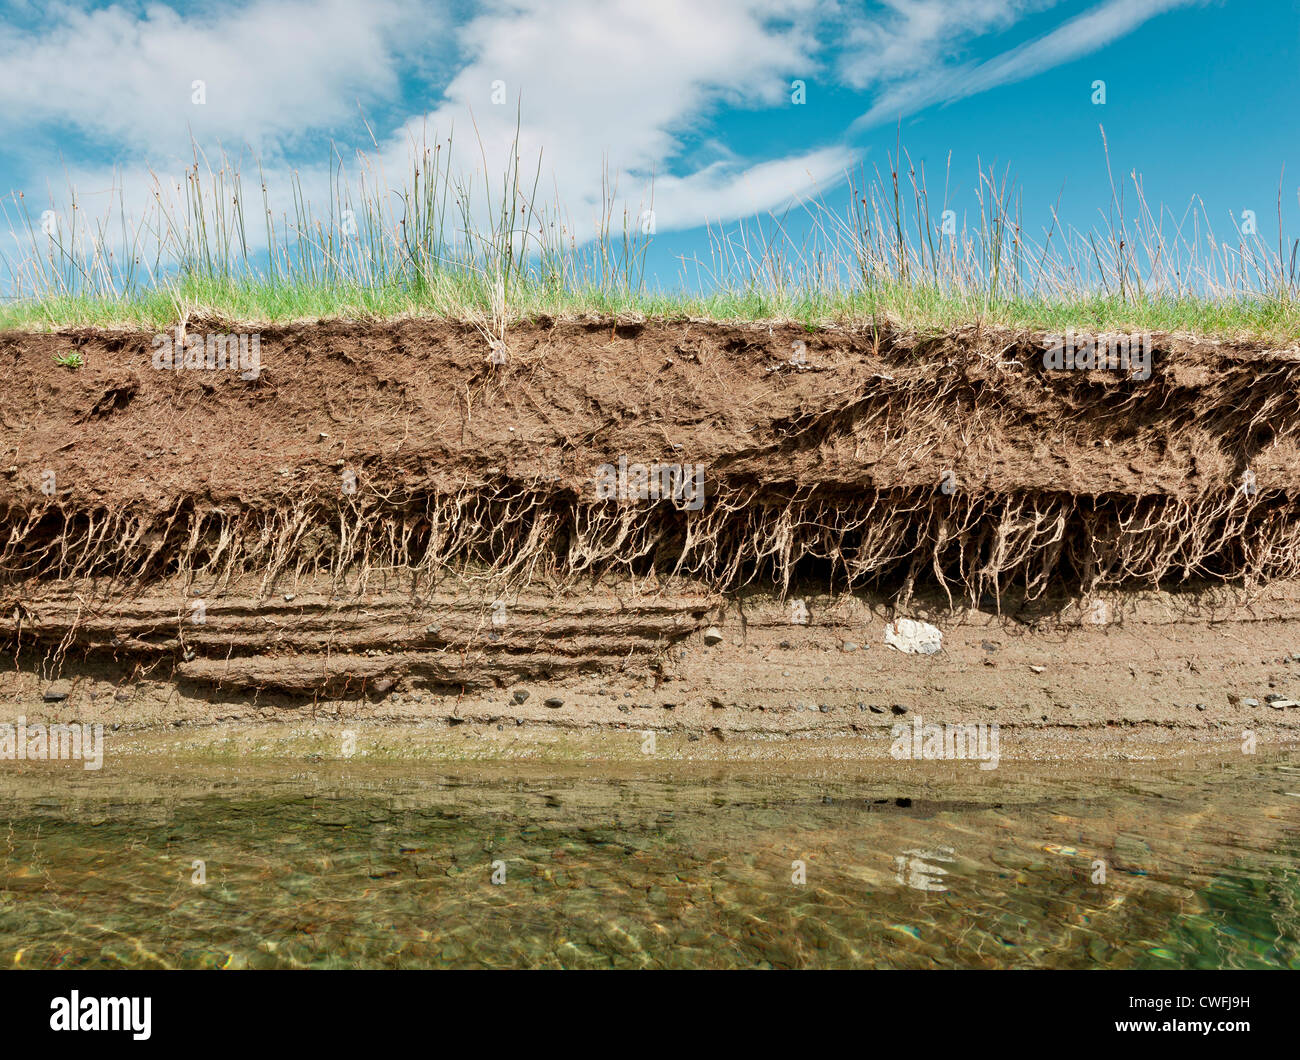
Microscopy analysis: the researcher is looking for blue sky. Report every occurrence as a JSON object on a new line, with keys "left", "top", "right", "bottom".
{"left": 1, "top": 0, "right": 1297, "bottom": 292}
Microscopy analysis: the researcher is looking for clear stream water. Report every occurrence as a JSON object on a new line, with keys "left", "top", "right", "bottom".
{"left": 0, "top": 754, "right": 1296, "bottom": 969}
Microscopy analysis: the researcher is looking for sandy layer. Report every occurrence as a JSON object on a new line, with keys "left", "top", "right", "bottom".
{"left": 4, "top": 577, "right": 1300, "bottom": 762}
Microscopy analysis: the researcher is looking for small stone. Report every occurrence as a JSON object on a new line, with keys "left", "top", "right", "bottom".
{"left": 1268, "top": 699, "right": 1299, "bottom": 709}
{"left": 544, "top": 697, "right": 564, "bottom": 708}
{"left": 702, "top": 626, "right": 724, "bottom": 645}
{"left": 883, "top": 618, "right": 943, "bottom": 655}
{"left": 43, "top": 682, "right": 71, "bottom": 702}
{"left": 890, "top": 704, "right": 907, "bottom": 715}
{"left": 1265, "top": 693, "right": 1286, "bottom": 703}
{"left": 841, "top": 641, "right": 858, "bottom": 653}
{"left": 283, "top": 593, "right": 295, "bottom": 602}
{"left": 1243, "top": 698, "right": 1260, "bottom": 708}
{"left": 1029, "top": 665, "right": 1045, "bottom": 674}
{"left": 512, "top": 690, "right": 529, "bottom": 704}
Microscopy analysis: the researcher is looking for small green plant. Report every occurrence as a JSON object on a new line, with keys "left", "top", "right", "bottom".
{"left": 53, "top": 351, "right": 84, "bottom": 369}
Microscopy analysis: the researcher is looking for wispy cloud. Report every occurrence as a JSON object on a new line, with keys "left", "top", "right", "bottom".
{"left": 849, "top": 0, "right": 1200, "bottom": 131}
{"left": 838, "top": 0, "right": 1061, "bottom": 91}
{"left": 372, "top": 0, "right": 853, "bottom": 233}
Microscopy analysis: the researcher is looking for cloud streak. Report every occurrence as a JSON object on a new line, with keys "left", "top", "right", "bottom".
{"left": 850, "top": 0, "right": 1200, "bottom": 131}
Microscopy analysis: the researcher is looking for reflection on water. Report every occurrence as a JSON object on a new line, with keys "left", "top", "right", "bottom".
{"left": 0, "top": 755, "right": 1297, "bottom": 968}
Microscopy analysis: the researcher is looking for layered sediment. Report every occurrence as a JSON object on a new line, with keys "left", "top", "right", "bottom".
{"left": 2, "top": 317, "right": 1299, "bottom": 757}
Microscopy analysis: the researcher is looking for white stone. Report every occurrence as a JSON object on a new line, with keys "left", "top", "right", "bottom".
{"left": 883, "top": 618, "right": 943, "bottom": 655}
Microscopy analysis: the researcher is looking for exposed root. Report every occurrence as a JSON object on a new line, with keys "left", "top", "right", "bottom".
{"left": 0, "top": 482, "right": 1290, "bottom": 609}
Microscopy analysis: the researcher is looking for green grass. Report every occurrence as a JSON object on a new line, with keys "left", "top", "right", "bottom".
{"left": 1, "top": 279, "right": 1296, "bottom": 342}
{"left": 3, "top": 123, "right": 1296, "bottom": 341}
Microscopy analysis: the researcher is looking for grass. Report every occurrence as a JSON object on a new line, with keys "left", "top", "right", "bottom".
{"left": 2, "top": 121, "right": 1297, "bottom": 341}
{"left": 4, "top": 276, "right": 1297, "bottom": 342}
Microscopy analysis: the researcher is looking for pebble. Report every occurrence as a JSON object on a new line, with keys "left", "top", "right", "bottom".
{"left": 43, "top": 682, "right": 71, "bottom": 702}
{"left": 544, "top": 697, "right": 563, "bottom": 708}
{"left": 841, "top": 642, "right": 858, "bottom": 653}
{"left": 512, "top": 691, "right": 529, "bottom": 704}
{"left": 702, "top": 626, "right": 723, "bottom": 645}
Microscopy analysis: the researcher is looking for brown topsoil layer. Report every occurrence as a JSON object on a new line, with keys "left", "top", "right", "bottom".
{"left": 1, "top": 315, "right": 1299, "bottom": 758}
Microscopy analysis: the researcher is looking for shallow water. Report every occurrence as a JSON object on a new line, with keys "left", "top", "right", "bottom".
{"left": 0, "top": 754, "right": 1296, "bottom": 968}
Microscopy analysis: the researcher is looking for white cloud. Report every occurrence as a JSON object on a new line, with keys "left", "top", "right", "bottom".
{"left": 371, "top": 0, "right": 852, "bottom": 234}
{"left": 849, "top": 0, "right": 1199, "bottom": 131}
{"left": 0, "top": 0, "right": 439, "bottom": 158}
{"left": 838, "top": 0, "right": 1059, "bottom": 91}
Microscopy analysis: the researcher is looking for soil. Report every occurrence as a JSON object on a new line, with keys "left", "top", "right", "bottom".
{"left": 2, "top": 315, "right": 1299, "bottom": 759}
